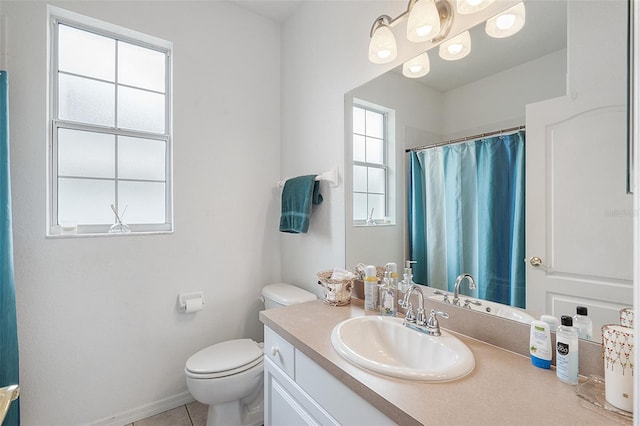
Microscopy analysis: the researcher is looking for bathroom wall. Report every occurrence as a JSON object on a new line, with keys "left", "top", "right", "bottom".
{"left": 280, "top": 0, "right": 401, "bottom": 291}
{"left": 4, "top": 1, "right": 281, "bottom": 424}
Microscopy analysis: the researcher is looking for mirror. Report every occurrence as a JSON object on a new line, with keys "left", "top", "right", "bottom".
{"left": 345, "top": 0, "right": 633, "bottom": 342}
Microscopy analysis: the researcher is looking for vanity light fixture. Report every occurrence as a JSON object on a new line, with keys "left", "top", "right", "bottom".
{"left": 439, "top": 30, "right": 471, "bottom": 60}
{"left": 402, "top": 52, "right": 431, "bottom": 78}
{"left": 368, "top": 16, "right": 398, "bottom": 64}
{"left": 485, "top": 2, "right": 525, "bottom": 38}
{"left": 407, "top": 0, "right": 441, "bottom": 43}
{"left": 368, "top": 0, "right": 452, "bottom": 64}
{"left": 456, "top": 0, "right": 495, "bottom": 15}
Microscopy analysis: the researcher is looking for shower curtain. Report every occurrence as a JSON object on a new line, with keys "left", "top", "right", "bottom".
{"left": 0, "top": 71, "right": 20, "bottom": 425}
{"left": 409, "top": 131, "right": 525, "bottom": 308}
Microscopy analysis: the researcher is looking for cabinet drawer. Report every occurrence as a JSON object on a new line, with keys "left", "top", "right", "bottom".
{"left": 264, "top": 326, "right": 295, "bottom": 378}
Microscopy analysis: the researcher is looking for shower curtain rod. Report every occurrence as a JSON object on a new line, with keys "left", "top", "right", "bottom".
{"left": 405, "top": 125, "right": 525, "bottom": 153}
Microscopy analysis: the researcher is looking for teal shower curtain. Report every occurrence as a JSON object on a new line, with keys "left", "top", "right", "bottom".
{"left": 409, "top": 131, "right": 525, "bottom": 308}
{"left": 0, "top": 70, "right": 20, "bottom": 425}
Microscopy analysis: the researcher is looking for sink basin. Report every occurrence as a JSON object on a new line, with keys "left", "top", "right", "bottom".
{"left": 331, "top": 316, "right": 475, "bottom": 382}
{"left": 429, "top": 294, "right": 535, "bottom": 324}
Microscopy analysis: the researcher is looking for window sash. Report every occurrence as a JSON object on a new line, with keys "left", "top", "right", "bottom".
{"left": 353, "top": 105, "right": 389, "bottom": 223}
{"left": 49, "top": 11, "right": 173, "bottom": 235}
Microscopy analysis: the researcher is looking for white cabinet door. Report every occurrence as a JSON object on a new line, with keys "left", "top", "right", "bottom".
{"left": 264, "top": 357, "right": 339, "bottom": 426}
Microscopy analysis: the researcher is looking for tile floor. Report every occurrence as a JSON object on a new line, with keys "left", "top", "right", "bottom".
{"left": 125, "top": 401, "right": 207, "bottom": 426}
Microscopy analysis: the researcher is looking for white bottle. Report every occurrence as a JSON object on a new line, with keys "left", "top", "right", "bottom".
{"left": 556, "top": 316, "right": 579, "bottom": 385}
{"left": 529, "top": 320, "right": 552, "bottom": 369}
{"left": 364, "top": 265, "right": 378, "bottom": 311}
{"left": 379, "top": 271, "right": 397, "bottom": 316}
{"left": 572, "top": 306, "right": 593, "bottom": 340}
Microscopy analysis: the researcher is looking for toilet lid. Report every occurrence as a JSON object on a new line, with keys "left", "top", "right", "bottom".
{"left": 185, "top": 339, "right": 263, "bottom": 375}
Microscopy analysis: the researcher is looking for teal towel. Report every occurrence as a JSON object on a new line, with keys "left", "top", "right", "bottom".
{"left": 279, "top": 175, "right": 323, "bottom": 233}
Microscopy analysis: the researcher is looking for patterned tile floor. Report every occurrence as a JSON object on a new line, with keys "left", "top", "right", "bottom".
{"left": 125, "top": 401, "right": 207, "bottom": 426}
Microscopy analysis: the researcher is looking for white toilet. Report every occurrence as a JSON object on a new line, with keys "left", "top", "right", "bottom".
{"left": 185, "top": 283, "right": 317, "bottom": 426}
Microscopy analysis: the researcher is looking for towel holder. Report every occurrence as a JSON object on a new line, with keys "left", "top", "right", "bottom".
{"left": 277, "top": 166, "right": 339, "bottom": 188}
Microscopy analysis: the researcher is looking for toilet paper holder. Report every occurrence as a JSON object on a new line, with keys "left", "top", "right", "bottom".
{"left": 178, "top": 291, "right": 205, "bottom": 313}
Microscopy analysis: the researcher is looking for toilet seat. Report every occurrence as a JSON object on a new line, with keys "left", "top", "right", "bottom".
{"left": 185, "top": 339, "right": 263, "bottom": 379}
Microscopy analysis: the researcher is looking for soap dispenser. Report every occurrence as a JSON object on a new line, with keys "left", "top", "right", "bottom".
{"left": 379, "top": 265, "right": 397, "bottom": 316}
{"left": 398, "top": 260, "right": 417, "bottom": 296}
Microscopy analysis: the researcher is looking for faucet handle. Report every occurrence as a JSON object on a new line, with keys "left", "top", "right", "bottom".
{"left": 433, "top": 290, "right": 451, "bottom": 304}
{"left": 463, "top": 299, "right": 482, "bottom": 309}
{"left": 404, "top": 303, "right": 416, "bottom": 324}
{"left": 426, "top": 309, "right": 449, "bottom": 336}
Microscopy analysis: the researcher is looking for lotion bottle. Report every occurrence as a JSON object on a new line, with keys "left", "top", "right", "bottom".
{"left": 556, "top": 316, "right": 579, "bottom": 385}
{"left": 529, "top": 320, "right": 552, "bottom": 369}
{"left": 364, "top": 265, "right": 378, "bottom": 311}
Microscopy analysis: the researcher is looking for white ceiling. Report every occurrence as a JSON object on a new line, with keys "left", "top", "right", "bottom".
{"left": 229, "top": 0, "right": 304, "bottom": 23}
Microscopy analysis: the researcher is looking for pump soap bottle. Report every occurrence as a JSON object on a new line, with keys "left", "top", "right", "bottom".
{"left": 364, "top": 265, "right": 379, "bottom": 311}
{"left": 399, "top": 261, "right": 417, "bottom": 297}
{"left": 556, "top": 315, "right": 579, "bottom": 385}
{"left": 379, "top": 264, "right": 397, "bottom": 316}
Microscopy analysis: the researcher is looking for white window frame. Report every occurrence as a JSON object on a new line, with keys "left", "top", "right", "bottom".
{"left": 47, "top": 6, "right": 173, "bottom": 236}
{"left": 352, "top": 100, "right": 396, "bottom": 226}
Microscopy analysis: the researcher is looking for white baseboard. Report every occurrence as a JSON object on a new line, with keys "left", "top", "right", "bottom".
{"left": 89, "top": 391, "right": 195, "bottom": 426}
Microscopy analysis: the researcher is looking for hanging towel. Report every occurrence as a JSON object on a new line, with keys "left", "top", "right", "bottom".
{"left": 279, "top": 175, "right": 323, "bottom": 233}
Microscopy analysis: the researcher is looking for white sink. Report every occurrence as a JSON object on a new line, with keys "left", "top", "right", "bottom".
{"left": 429, "top": 294, "right": 535, "bottom": 324}
{"left": 331, "top": 316, "right": 475, "bottom": 382}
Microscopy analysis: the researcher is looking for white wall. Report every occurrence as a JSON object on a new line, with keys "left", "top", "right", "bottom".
{"left": 4, "top": 1, "right": 281, "bottom": 424}
{"left": 442, "top": 49, "right": 567, "bottom": 138}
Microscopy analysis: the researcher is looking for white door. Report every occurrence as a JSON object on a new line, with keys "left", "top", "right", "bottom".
{"left": 525, "top": 90, "right": 633, "bottom": 339}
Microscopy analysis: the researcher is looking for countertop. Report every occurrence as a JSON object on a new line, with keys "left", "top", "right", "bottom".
{"left": 260, "top": 299, "right": 631, "bottom": 426}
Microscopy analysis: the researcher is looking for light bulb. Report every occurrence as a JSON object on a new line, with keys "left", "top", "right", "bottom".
{"left": 486, "top": 2, "right": 525, "bottom": 38}
{"left": 402, "top": 52, "right": 430, "bottom": 78}
{"left": 407, "top": 0, "right": 441, "bottom": 43}
{"left": 439, "top": 31, "right": 471, "bottom": 61}
{"left": 368, "top": 23, "right": 397, "bottom": 64}
{"left": 496, "top": 14, "right": 516, "bottom": 30}
{"left": 447, "top": 43, "right": 463, "bottom": 55}
{"left": 456, "top": 0, "right": 495, "bottom": 15}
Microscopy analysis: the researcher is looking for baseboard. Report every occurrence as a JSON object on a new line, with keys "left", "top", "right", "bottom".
{"left": 89, "top": 391, "right": 195, "bottom": 426}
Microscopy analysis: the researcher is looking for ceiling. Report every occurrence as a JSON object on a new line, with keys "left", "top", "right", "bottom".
{"left": 396, "top": 0, "right": 568, "bottom": 92}
{"left": 229, "top": 0, "right": 304, "bottom": 23}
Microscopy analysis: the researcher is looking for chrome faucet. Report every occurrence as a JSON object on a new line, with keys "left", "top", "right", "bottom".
{"left": 452, "top": 273, "right": 476, "bottom": 306}
{"left": 401, "top": 284, "right": 426, "bottom": 326}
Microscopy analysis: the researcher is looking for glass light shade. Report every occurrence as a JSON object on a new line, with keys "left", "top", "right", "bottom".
{"left": 439, "top": 31, "right": 471, "bottom": 61}
{"left": 406, "top": 0, "right": 441, "bottom": 43}
{"left": 456, "top": 0, "right": 495, "bottom": 15}
{"left": 485, "top": 2, "right": 525, "bottom": 38}
{"left": 368, "top": 24, "right": 397, "bottom": 64}
{"left": 402, "top": 52, "right": 430, "bottom": 78}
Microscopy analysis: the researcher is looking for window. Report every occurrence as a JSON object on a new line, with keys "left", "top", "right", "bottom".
{"left": 352, "top": 103, "right": 394, "bottom": 225}
{"left": 48, "top": 7, "right": 172, "bottom": 235}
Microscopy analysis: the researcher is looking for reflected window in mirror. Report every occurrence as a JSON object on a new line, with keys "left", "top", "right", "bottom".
{"left": 352, "top": 102, "right": 395, "bottom": 226}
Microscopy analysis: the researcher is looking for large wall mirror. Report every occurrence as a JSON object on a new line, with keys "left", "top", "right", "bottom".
{"left": 345, "top": 0, "right": 633, "bottom": 342}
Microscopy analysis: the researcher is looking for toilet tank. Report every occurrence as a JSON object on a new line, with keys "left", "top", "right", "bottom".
{"left": 261, "top": 283, "right": 317, "bottom": 309}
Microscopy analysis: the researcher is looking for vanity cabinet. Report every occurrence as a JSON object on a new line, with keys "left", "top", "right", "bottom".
{"left": 264, "top": 326, "right": 393, "bottom": 426}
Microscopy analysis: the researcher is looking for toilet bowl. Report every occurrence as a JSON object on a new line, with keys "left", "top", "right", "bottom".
{"left": 185, "top": 283, "right": 316, "bottom": 426}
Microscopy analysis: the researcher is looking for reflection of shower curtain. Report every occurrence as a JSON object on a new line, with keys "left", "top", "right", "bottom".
{"left": 0, "top": 71, "right": 20, "bottom": 425}
{"left": 409, "top": 131, "right": 525, "bottom": 308}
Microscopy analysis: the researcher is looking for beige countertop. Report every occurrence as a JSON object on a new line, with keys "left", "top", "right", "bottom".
{"left": 260, "top": 299, "right": 631, "bottom": 426}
